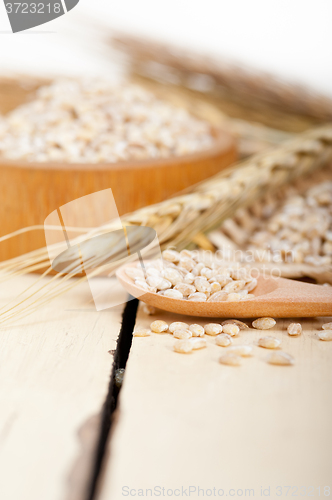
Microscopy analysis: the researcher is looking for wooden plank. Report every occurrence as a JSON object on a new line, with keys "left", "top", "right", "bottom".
{"left": 98, "top": 308, "right": 332, "bottom": 499}
{"left": 0, "top": 275, "right": 127, "bottom": 500}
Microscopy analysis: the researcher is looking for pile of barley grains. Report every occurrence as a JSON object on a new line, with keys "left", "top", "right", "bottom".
{"left": 248, "top": 181, "right": 332, "bottom": 266}
{"left": 125, "top": 249, "right": 258, "bottom": 301}
{"left": 0, "top": 79, "right": 214, "bottom": 163}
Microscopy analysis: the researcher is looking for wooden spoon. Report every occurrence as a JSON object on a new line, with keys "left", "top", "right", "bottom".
{"left": 116, "top": 261, "right": 332, "bottom": 318}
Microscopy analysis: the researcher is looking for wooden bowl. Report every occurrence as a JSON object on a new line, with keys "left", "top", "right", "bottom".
{"left": 0, "top": 77, "right": 237, "bottom": 261}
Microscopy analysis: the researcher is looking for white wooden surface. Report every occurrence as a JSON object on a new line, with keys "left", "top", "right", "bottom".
{"left": 98, "top": 308, "right": 332, "bottom": 499}
{"left": 0, "top": 275, "right": 126, "bottom": 500}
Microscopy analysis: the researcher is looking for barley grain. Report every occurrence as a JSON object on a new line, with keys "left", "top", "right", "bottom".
{"left": 228, "top": 345, "right": 253, "bottom": 356}
{"left": 227, "top": 293, "right": 242, "bottom": 302}
{"left": 188, "top": 292, "right": 207, "bottom": 301}
{"left": 222, "top": 323, "right": 240, "bottom": 336}
{"left": 190, "top": 338, "right": 207, "bottom": 350}
{"left": 173, "top": 329, "right": 192, "bottom": 339}
{"left": 216, "top": 333, "right": 232, "bottom": 347}
{"left": 183, "top": 273, "right": 195, "bottom": 284}
{"left": 287, "top": 323, "right": 302, "bottom": 336}
{"left": 222, "top": 319, "right": 249, "bottom": 330}
{"left": 223, "top": 280, "right": 246, "bottom": 293}
{"left": 169, "top": 322, "right": 190, "bottom": 333}
{"left": 204, "top": 323, "right": 223, "bottom": 336}
{"left": 163, "top": 268, "right": 183, "bottom": 286}
{"left": 207, "top": 291, "right": 228, "bottom": 302}
{"left": 258, "top": 336, "right": 281, "bottom": 349}
{"left": 318, "top": 330, "right": 332, "bottom": 341}
{"left": 174, "top": 339, "right": 193, "bottom": 354}
{"left": 189, "top": 324, "right": 205, "bottom": 337}
{"left": 174, "top": 282, "right": 196, "bottom": 297}
{"left": 267, "top": 351, "right": 294, "bottom": 365}
{"left": 210, "top": 282, "right": 222, "bottom": 294}
{"left": 252, "top": 317, "right": 276, "bottom": 330}
{"left": 133, "top": 328, "right": 151, "bottom": 337}
{"left": 142, "top": 304, "right": 156, "bottom": 315}
{"left": 219, "top": 353, "right": 242, "bottom": 366}
{"left": 162, "top": 249, "right": 180, "bottom": 263}
{"left": 194, "top": 277, "right": 211, "bottom": 293}
{"left": 150, "top": 320, "right": 169, "bottom": 333}
{"left": 322, "top": 322, "right": 332, "bottom": 330}
{"left": 164, "top": 289, "right": 184, "bottom": 299}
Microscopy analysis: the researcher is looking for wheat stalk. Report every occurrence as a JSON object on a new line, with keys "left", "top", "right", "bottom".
{"left": 111, "top": 33, "right": 332, "bottom": 131}
{"left": 0, "top": 125, "right": 332, "bottom": 324}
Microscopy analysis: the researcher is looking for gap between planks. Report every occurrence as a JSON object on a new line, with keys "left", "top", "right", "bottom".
{"left": 0, "top": 275, "right": 136, "bottom": 500}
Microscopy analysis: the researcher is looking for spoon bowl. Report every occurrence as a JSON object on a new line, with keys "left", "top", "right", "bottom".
{"left": 117, "top": 261, "right": 332, "bottom": 318}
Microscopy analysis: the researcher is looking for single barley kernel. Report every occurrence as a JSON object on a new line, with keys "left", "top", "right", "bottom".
{"left": 156, "top": 278, "right": 172, "bottom": 290}
{"left": 169, "top": 322, "right": 190, "bottom": 333}
{"left": 133, "top": 328, "right": 151, "bottom": 337}
{"left": 180, "top": 249, "right": 195, "bottom": 259}
{"left": 179, "top": 257, "right": 196, "bottom": 271}
{"left": 190, "top": 338, "right": 207, "bottom": 350}
{"left": 115, "top": 368, "right": 125, "bottom": 388}
{"left": 188, "top": 292, "right": 207, "bottom": 301}
{"left": 163, "top": 268, "right": 183, "bottom": 286}
{"left": 146, "top": 276, "right": 164, "bottom": 289}
{"left": 222, "top": 323, "right": 240, "bottom": 336}
{"left": 164, "top": 289, "right": 184, "bottom": 299}
{"left": 216, "top": 333, "right": 232, "bottom": 347}
{"left": 174, "top": 282, "right": 196, "bottom": 297}
{"left": 210, "top": 282, "right": 222, "bottom": 294}
{"left": 208, "top": 291, "right": 228, "bottom": 302}
{"left": 243, "top": 278, "right": 258, "bottom": 292}
{"left": 223, "top": 280, "right": 246, "bottom": 293}
{"left": 318, "top": 330, "right": 332, "bottom": 341}
{"left": 193, "top": 262, "right": 205, "bottom": 275}
{"left": 125, "top": 267, "right": 144, "bottom": 280}
{"left": 135, "top": 279, "right": 156, "bottom": 293}
{"left": 184, "top": 272, "right": 195, "bottom": 284}
{"left": 204, "top": 323, "right": 223, "bottom": 336}
{"left": 252, "top": 317, "right": 276, "bottom": 330}
{"left": 146, "top": 268, "right": 161, "bottom": 277}
{"left": 322, "top": 322, "right": 332, "bottom": 330}
{"left": 230, "top": 268, "right": 249, "bottom": 280}
{"left": 173, "top": 329, "right": 192, "bottom": 339}
{"left": 162, "top": 249, "right": 180, "bottom": 263}
{"left": 200, "top": 267, "right": 213, "bottom": 279}
{"left": 142, "top": 304, "right": 156, "bottom": 315}
{"left": 258, "top": 336, "right": 281, "bottom": 349}
{"left": 219, "top": 353, "right": 242, "bottom": 366}
{"left": 222, "top": 319, "right": 249, "bottom": 330}
{"left": 174, "top": 339, "right": 193, "bottom": 354}
{"left": 287, "top": 323, "right": 302, "bottom": 336}
{"left": 227, "top": 293, "right": 242, "bottom": 302}
{"left": 189, "top": 324, "right": 205, "bottom": 337}
{"left": 194, "top": 277, "right": 211, "bottom": 293}
{"left": 267, "top": 351, "right": 294, "bottom": 366}
{"left": 150, "top": 320, "right": 169, "bottom": 333}
{"left": 212, "top": 275, "right": 232, "bottom": 287}
{"left": 227, "top": 345, "right": 253, "bottom": 357}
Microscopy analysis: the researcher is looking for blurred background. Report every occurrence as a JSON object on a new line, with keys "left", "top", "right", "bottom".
{"left": 1, "top": 0, "right": 332, "bottom": 95}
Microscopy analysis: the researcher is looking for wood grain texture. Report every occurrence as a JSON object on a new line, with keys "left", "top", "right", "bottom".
{"left": 98, "top": 307, "right": 332, "bottom": 499}
{"left": 0, "top": 275, "right": 127, "bottom": 500}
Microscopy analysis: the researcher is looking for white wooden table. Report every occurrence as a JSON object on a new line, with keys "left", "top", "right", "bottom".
{"left": 0, "top": 275, "right": 331, "bottom": 500}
